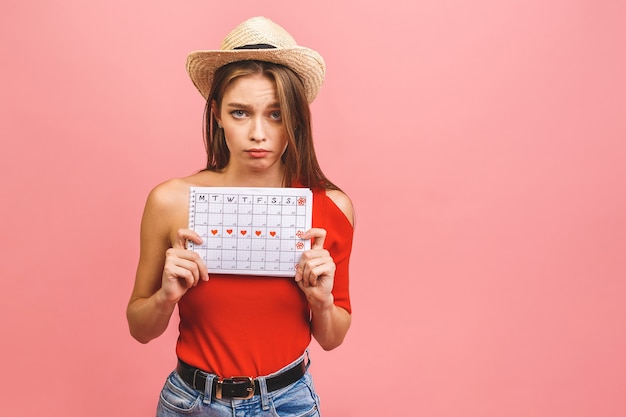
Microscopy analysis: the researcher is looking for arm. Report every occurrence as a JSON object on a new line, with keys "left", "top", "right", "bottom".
{"left": 126, "top": 183, "right": 208, "bottom": 344}
{"left": 295, "top": 189, "right": 355, "bottom": 350}
{"left": 309, "top": 282, "right": 352, "bottom": 351}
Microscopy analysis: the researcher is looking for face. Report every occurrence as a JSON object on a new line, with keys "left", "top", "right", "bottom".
{"left": 213, "top": 73, "right": 288, "bottom": 175}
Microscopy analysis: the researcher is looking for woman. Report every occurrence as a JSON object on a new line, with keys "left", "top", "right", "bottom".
{"left": 127, "top": 16, "right": 354, "bottom": 416}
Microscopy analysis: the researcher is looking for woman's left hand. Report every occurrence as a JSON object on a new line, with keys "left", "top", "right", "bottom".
{"left": 295, "top": 228, "right": 335, "bottom": 309}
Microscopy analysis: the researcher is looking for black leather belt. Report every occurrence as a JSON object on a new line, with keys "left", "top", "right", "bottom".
{"left": 176, "top": 358, "right": 307, "bottom": 400}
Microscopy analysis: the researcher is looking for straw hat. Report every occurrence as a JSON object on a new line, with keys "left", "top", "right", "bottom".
{"left": 186, "top": 16, "right": 325, "bottom": 103}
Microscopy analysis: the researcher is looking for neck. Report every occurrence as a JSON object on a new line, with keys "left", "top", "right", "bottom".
{"left": 219, "top": 165, "right": 285, "bottom": 188}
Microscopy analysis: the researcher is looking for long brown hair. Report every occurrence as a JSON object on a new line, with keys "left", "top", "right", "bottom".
{"left": 202, "top": 60, "right": 338, "bottom": 190}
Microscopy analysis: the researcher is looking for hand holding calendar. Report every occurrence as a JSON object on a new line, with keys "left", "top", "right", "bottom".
{"left": 160, "top": 228, "right": 209, "bottom": 304}
{"left": 295, "top": 228, "right": 336, "bottom": 308}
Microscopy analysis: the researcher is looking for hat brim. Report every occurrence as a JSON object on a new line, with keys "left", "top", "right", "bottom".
{"left": 186, "top": 47, "right": 325, "bottom": 103}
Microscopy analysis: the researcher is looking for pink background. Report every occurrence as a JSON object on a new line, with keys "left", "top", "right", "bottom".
{"left": 2, "top": 1, "right": 625, "bottom": 415}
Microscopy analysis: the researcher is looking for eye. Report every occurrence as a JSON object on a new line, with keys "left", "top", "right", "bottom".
{"left": 230, "top": 110, "right": 247, "bottom": 119}
{"left": 269, "top": 111, "right": 282, "bottom": 121}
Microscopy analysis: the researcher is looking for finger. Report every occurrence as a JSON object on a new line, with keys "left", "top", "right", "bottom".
{"left": 297, "top": 249, "right": 326, "bottom": 285}
{"left": 299, "top": 265, "right": 322, "bottom": 288}
{"left": 171, "top": 231, "right": 209, "bottom": 281}
{"left": 164, "top": 262, "right": 197, "bottom": 289}
{"left": 294, "top": 261, "right": 311, "bottom": 287}
{"left": 307, "top": 262, "right": 330, "bottom": 287}
{"left": 294, "top": 264, "right": 302, "bottom": 283}
{"left": 170, "top": 248, "right": 209, "bottom": 282}
{"left": 301, "top": 259, "right": 317, "bottom": 287}
{"left": 295, "top": 253, "right": 314, "bottom": 285}
{"left": 296, "top": 277, "right": 308, "bottom": 291}
{"left": 300, "top": 255, "right": 332, "bottom": 287}
{"left": 198, "top": 260, "right": 209, "bottom": 281}
{"left": 173, "top": 228, "right": 203, "bottom": 249}
{"left": 165, "top": 255, "right": 200, "bottom": 284}
{"left": 179, "top": 249, "right": 209, "bottom": 281}
{"left": 304, "top": 228, "right": 326, "bottom": 250}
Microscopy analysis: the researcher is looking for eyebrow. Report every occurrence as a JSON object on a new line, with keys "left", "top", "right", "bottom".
{"left": 224, "top": 102, "right": 280, "bottom": 111}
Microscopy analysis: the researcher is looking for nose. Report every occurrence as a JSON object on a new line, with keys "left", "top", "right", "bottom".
{"left": 249, "top": 116, "right": 267, "bottom": 142}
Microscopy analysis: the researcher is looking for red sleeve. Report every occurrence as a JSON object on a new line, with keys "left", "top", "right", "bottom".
{"left": 312, "top": 188, "right": 353, "bottom": 314}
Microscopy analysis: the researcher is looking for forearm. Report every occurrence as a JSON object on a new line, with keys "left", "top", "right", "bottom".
{"left": 310, "top": 296, "right": 351, "bottom": 350}
{"left": 126, "top": 289, "right": 177, "bottom": 344}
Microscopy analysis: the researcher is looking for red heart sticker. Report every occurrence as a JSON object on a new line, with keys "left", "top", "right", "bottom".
{"left": 226, "top": 229, "right": 233, "bottom": 235}
{"left": 269, "top": 231, "right": 276, "bottom": 237}
{"left": 255, "top": 230, "right": 261, "bottom": 236}
{"left": 211, "top": 229, "right": 218, "bottom": 235}
{"left": 240, "top": 230, "right": 247, "bottom": 236}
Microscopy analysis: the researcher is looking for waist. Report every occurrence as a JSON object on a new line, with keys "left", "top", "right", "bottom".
{"left": 176, "top": 277, "right": 311, "bottom": 376}
{"left": 176, "top": 354, "right": 309, "bottom": 400}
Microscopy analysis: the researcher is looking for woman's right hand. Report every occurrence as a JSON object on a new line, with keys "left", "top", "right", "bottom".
{"left": 160, "top": 228, "right": 209, "bottom": 304}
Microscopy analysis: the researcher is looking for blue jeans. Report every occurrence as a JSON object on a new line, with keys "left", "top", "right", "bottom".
{"left": 156, "top": 353, "right": 321, "bottom": 417}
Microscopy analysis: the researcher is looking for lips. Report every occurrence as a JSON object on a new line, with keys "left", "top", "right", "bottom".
{"left": 247, "top": 149, "right": 270, "bottom": 158}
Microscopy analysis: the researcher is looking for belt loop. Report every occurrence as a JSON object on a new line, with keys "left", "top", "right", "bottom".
{"left": 202, "top": 374, "right": 216, "bottom": 405}
{"left": 257, "top": 376, "right": 270, "bottom": 411}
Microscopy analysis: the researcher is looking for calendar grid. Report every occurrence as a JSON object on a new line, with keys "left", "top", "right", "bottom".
{"left": 188, "top": 187, "right": 312, "bottom": 277}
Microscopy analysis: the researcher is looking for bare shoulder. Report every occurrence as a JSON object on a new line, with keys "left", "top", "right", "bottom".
{"left": 325, "top": 188, "right": 355, "bottom": 227}
{"left": 146, "top": 171, "right": 214, "bottom": 210}
{"left": 146, "top": 177, "right": 191, "bottom": 213}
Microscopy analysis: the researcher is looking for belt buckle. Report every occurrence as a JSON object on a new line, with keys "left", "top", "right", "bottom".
{"left": 215, "top": 376, "right": 255, "bottom": 400}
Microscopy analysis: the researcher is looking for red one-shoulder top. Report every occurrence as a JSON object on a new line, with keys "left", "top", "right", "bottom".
{"left": 175, "top": 187, "right": 353, "bottom": 377}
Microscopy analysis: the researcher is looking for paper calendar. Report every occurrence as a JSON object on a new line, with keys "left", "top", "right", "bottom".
{"left": 188, "top": 187, "right": 313, "bottom": 277}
